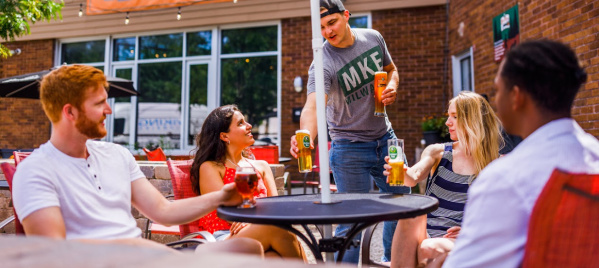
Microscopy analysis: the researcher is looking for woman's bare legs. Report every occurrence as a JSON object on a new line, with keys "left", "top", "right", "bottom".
{"left": 391, "top": 215, "right": 428, "bottom": 268}
{"left": 195, "top": 237, "right": 264, "bottom": 257}
{"left": 232, "top": 224, "right": 303, "bottom": 259}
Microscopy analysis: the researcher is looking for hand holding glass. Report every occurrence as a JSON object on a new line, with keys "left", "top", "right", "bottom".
{"left": 387, "top": 139, "right": 405, "bottom": 186}
{"left": 374, "top": 71, "right": 387, "bottom": 117}
{"left": 295, "top": 130, "right": 312, "bottom": 173}
{"left": 235, "top": 166, "right": 259, "bottom": 208}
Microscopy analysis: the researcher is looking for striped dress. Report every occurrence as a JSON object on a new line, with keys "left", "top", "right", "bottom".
{"left": 425, "top": 142, "right": 472, "bottom": 238}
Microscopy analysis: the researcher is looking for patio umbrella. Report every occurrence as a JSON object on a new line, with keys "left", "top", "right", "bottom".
{"left": 309, "top": 0, "right": 331, "bottom": 204}
{"left": 310, "top": 0, "right": 334, "bottom": 261}
{"left": 0, "top": 68, "right": 138, "bottom": 99}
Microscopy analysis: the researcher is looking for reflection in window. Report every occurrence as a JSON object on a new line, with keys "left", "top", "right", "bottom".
{"left": 188, "top": 64, "right": 209, "bottom": 146}
{"left": 139, "top": 34, "right": 183, "bottom": 59}
{"left": 221, "top": 56, "right": 277, "bottom": 143}
{"left": 112, "top": 68, "right": 133, "bottom": 145}
{"left": 460, "top": 57, "right": 472, "bottom": 91}
{"left": 187, "top": 31, "right": 212, "bottom": 56}
{"left": 221, "top": 26, "right": 277, "bottom": 54}
{"left": 113, "top": 37, "right": 136, "bottom": 61}
{"left": 349, "top": 16, "right": 368, "bottom": 28}
{"left": 137, "top": 62, "right": 182, "bottom": 149}
{"left": 61, "top": 40, "right": 106, "bottom": 64}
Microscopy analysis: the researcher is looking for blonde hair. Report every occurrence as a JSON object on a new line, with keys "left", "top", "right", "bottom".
{"left": 450, "top": 92, "right": 504, "bottom": 177}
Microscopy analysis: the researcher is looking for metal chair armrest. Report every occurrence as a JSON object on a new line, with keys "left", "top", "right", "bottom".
{"left": 180, "top": 231, "right": 217, "bottom": 242}
{"left": 0, "top": 215, "right": 15, "bottom": 230}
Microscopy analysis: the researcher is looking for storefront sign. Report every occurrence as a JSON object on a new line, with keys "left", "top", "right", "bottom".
{"left": 87, "top": 0, "right": 231, "bottom": 15}
{"left": 493, "top": 5, "right": 520, "bottom": 62}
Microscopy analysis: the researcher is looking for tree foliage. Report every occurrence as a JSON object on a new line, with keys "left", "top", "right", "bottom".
{"left": 0, "top": 0, "right": 63, "bottom": 58}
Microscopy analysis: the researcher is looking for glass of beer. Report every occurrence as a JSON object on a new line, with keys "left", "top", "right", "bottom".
{"left": 295, "top": 130, "right": 312, "bottom": 173}
{"left": 235, "top": 166, "right": 259, "bottom": 208}
{"left": 374, "top": 71, "right": 387, "bottom": 117}
{"left": 387, "top": 139, "right": 405, "bottom": 186}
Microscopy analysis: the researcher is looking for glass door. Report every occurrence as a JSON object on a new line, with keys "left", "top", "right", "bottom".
{"left": 184, "top": 61, "right": 210, "bottom": 148}
{"left": 109, "top": 67, "right": 136, "bottom": 149}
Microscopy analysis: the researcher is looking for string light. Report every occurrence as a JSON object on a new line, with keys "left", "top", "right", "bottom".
{"left": 78, "top": 3, "right": 83, "bottom": 17}
{"left": 233, "top": 0, "right": 237, "bottom": 3}
{"left": 177, "top": 7, "right": 181, "bottom": 20}
{"left": 125, "top": 12, "right": 130, "bottom": 25}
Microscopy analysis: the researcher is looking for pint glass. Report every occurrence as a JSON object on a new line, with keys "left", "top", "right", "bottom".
{"left": 235, "top": 166, "right": 259, "bottom": 208}
{"left": 374, "top": 71, "right": 387, "bottom": 117}
{"left": 295, "top": 130, "right": 312, "bottom": 173}
{"left": 388, "top": 139, "right": 405, "bottom": 186}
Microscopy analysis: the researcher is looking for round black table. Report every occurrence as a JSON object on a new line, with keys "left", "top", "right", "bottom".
{"left": 217, "top": 193, "right": 438, "bottom": 263}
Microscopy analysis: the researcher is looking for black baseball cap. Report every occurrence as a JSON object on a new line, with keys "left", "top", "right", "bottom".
{"left": 320, "top": 0, "right": 351, "bottom": 18}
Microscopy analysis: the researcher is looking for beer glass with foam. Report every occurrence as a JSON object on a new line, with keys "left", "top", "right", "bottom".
{"left": 374, "top": 71, "right": 387, "bottom": 117}
{"left": 295, "top": 130, "right": 312, "bottom": 173}
{"left": 235, "top": 166, "right": 259, "bottom": 208}
{"left": 387, "top": 139, "right": 405, "bottom": 186}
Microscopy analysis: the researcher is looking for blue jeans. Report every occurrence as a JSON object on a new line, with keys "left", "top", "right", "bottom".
{"left": 330, "top": 131, "right": 411, "bottom": 263}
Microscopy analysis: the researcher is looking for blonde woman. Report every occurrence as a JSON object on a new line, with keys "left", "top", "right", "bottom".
{"left": 387, "top": 92, "right": 503, "bottom": 268}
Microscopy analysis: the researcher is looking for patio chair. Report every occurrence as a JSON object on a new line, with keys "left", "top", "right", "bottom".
{"left": 145, "top": 159, "right": 216, "bottom": 248}
{"left": 248, "top": 145, "right": 279, "bottom": 164}
{"left": 142, "top": 147, "right": 167, "bottom": 161}
{"left": 522, "top": 168, "right": 599, "bottom": 268}
{"left": 0, "top": 162, "right": 25, "bottom": 235}
{"left": 360, "top": 222, "right": 389, "bottom": 267}
{"left": 287, "top": 142, "right": 335, "bottom": 195}
{"left": 13, "top": 151, "right": 32, "bottom": 166}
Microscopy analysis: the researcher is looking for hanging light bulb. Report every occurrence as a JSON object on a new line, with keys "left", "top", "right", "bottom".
{"left": 78, "top": 3, "right": 83, "bottom": 17}
{"left": 233, "top": 0, "right": 238, "bottom": 3}
{"left": 125, "top": 12, "right": 130, "bottom": 25}
{"left": 177, "top": 7, "right": 181, "bottom": 20}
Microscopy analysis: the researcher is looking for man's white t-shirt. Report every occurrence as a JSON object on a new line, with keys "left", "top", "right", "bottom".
{"left": 12, "top": 140, "right": 145, "bottom": 239}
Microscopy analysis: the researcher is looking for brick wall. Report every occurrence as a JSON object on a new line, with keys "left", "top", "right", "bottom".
{"left": 0, "top": 40, "right": 55, "bottom": 149}
{"left": 449, "top": 0, "right": 599, "bottom": 137}
{"left": 280, "top": 5, "right": 448, "bottom": 169}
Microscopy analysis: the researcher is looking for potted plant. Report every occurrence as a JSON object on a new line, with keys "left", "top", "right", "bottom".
{"left": 421, "top": 115, "right": 450, "bottom": 145}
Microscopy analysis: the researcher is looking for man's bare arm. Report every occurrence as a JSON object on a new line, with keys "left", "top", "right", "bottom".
{"left": 382, "top": 62, "right": 399, "bottom": 105}
{"left": 290, "top": 92, "right": 328, "bottom": 158}
{"left": 131, "top": 178, "right": 241, "bottom": 227}
{"left": 21, "top": 206, "right": 66, "bottom": 238}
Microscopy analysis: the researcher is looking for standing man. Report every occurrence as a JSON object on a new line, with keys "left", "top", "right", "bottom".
{"left": 443, "top": 40, "right": 599, "bottom": 267}
{"left": 289, "top": 0, "right": 410, "bottom": 263}
{"left": 12, "top": 65, "right": 262, "bottom": 255}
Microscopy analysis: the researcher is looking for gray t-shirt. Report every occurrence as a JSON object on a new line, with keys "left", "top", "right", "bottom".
{"left": 308, "top": 28, "right": 394, "bottom": 141}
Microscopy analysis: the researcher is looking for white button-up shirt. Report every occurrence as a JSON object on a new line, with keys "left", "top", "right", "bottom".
{"left": 443, "top": 118, "right": 599, "bottom": 268}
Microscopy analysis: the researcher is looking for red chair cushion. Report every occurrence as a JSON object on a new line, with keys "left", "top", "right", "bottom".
{"left": 522, "top": 169, "right": 599, "bottom": 267}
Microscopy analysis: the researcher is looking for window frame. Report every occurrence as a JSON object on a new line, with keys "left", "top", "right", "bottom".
{"left": 451, "top": 47, "right": 475, "bottom": 96}
{"left": 56, "top": 21, "right": 282, "bottom": 155}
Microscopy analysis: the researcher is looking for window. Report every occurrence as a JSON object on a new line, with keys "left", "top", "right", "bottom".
{"left": 61, "top": 40, "right": 105, "bottom": 65}
{"left": 220, "top": 25, "right": 278, "bottom": 145}
{"left": 452, "top": 48, "right": 475, "bottom": 96}
{"left": 59, "top": 23, "right": 280, "bottom": 153}
{"left": 113, "top": 37, "right": 136, "bottom": 61}
{"left": 221, "top": 26, "right": 277, "bottom": 54}
{"left": 349, "top": 15, "right": 369, "bottom": 28}
{"left": 139, "top": 33, "right": 183, "bottom": 59}
{"left": 187, "top": 31, "right": 212, "bottom": 56}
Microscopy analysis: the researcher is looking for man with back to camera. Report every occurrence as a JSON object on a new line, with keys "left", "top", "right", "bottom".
{"left": 11, "top": 65, "right": 262, "bottom": 256}
{"left": 443, "top": 40, "right": 599, "bottom": 267}
{"left": 289, "top": 0, "right": 410, "bottom": 263}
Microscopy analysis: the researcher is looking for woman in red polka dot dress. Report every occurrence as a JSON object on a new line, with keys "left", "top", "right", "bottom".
{"left": 190, "top": 105, "right": 304, "bottom": 260}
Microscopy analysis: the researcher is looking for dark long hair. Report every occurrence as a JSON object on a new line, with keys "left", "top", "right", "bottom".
{"left": 190, "top": 105, "right": 240, "bottom": 195}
